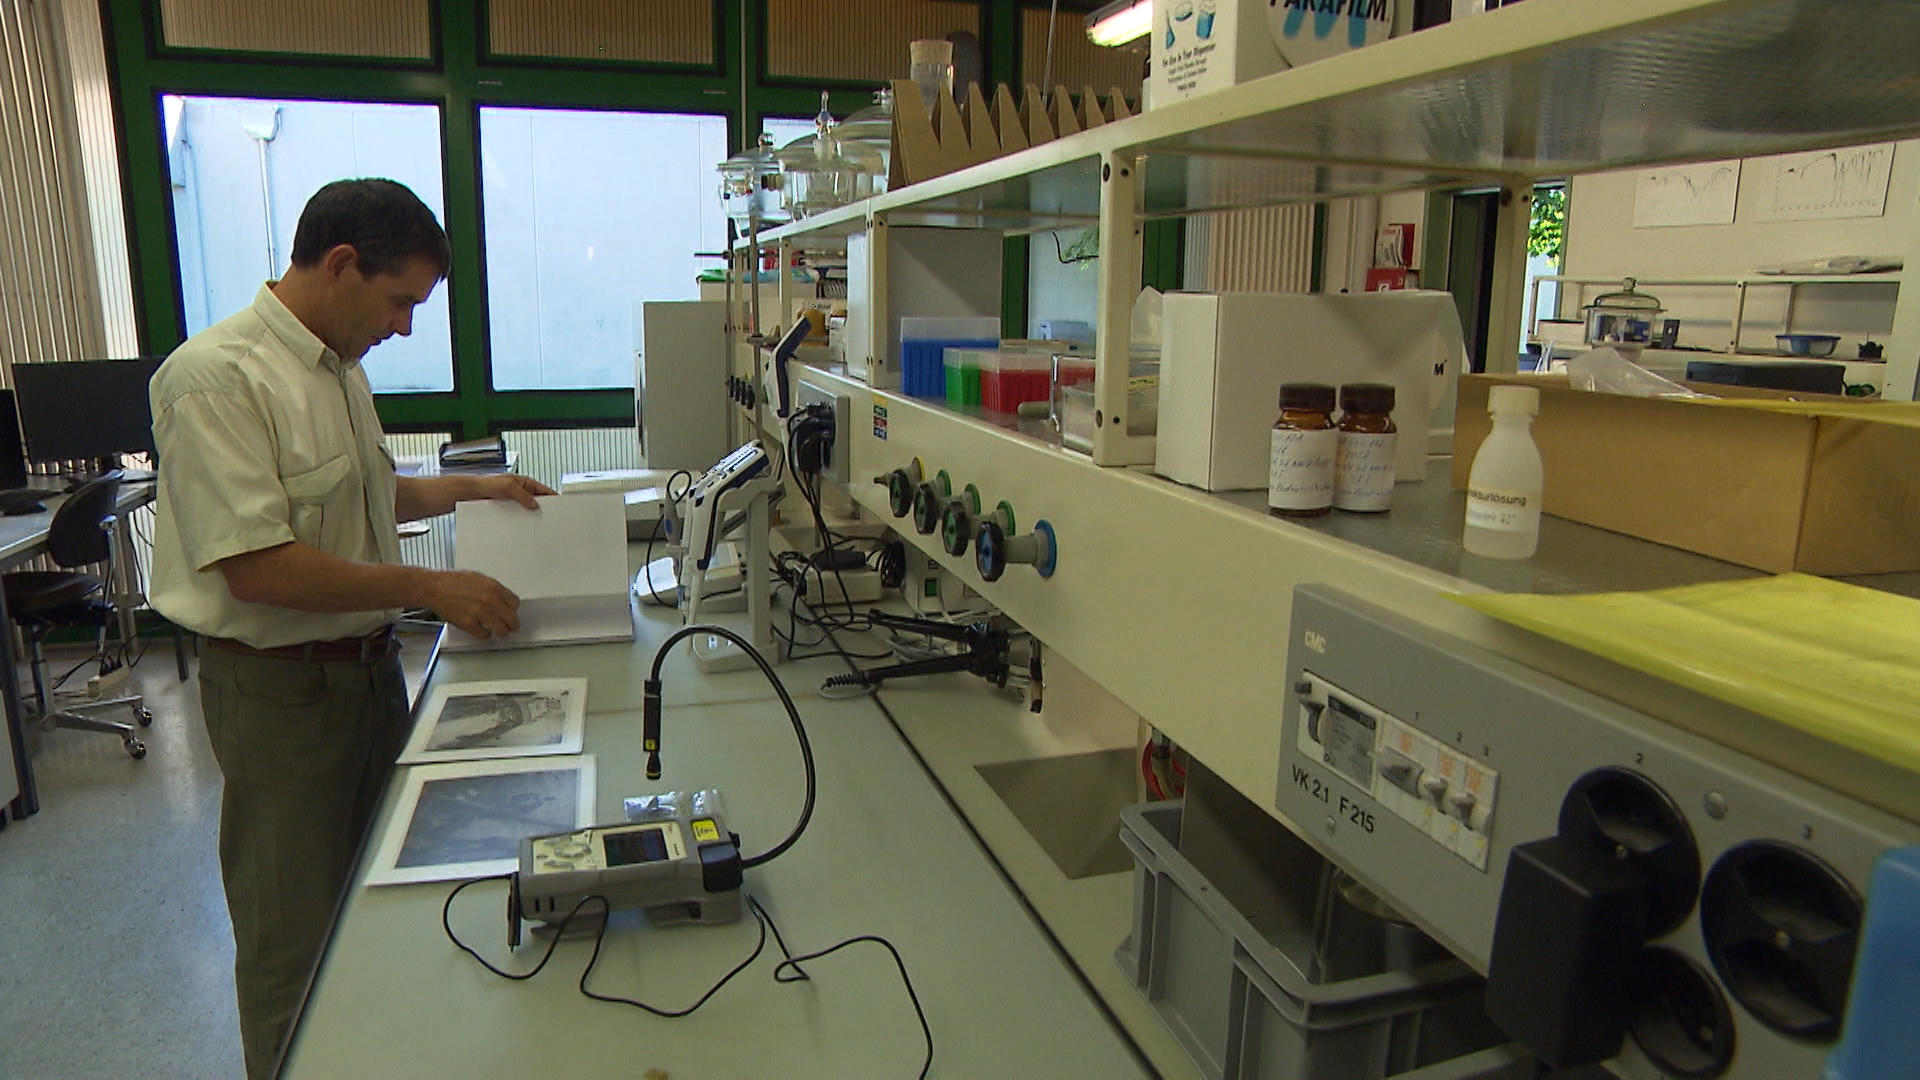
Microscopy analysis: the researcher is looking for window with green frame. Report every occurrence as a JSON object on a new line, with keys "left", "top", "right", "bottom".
{"left": 479, "top": 106, "right": 730, "bottom": 391}
{"left": 162, "top": 94, "right": 455, "bottom": 392}
{"left": 104, "top": 0, "right": 1159, "bottom": 438}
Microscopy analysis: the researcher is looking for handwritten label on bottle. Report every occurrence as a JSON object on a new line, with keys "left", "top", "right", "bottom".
{"left": 1334, "top": 432, "right": 1397, "bottom": 512}
{"left": 1269, "top": 428, "right": 1337, "bottom": 511}
{"left": 1465, "top": 487, "right": 1539, "bottom": 532}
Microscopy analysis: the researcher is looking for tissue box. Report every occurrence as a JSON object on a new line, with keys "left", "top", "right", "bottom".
{"left": 1155, "top": 291, "right": 1464, "bottom": 492}
{"left": 1451, "top": 375, "right": 1920, "bottom": 574}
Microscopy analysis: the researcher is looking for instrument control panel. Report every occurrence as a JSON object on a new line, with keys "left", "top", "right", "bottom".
{"left": 1294, "top": 673, "right": 1500, "bottom": 870}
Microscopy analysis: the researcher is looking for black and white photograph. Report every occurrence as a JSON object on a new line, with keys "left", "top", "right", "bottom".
{"left": 397, "top": 678, "right": 588, "bottom": 764}
{"left": 367, "top": 756, "right": 597, "bottom": 886}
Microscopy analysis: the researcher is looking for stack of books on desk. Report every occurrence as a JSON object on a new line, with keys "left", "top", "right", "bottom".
{"left": 438, "top": 436, "right": 508, "bottom": 472}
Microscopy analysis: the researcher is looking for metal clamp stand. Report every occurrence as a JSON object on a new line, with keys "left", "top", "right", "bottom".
{"left": 820, "top": 609, "right": 1029, "bottom": 692}
{"left": 685, "top": 474, "right": 779, "bottom": 672}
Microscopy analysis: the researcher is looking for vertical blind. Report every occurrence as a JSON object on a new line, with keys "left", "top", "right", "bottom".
{"left": 54, "top": 0, "right": 136, "bottom": 356}
{"left": 0, "top": 0, "right": 106, "bottom": 376}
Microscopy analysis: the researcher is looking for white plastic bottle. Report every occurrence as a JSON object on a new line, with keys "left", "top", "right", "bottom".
{"left": 1463, "top": 385, "right": 1544, "bottom": 559}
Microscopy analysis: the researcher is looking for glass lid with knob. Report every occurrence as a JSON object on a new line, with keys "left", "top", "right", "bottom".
{"left": 775, "top": 92, "right": 859, "bottom": 218}
{"left": 716, "top": 134, "right": 786, "bottom": 228}
{"left": 1582, "top": 277, "right": 1665, "bottom": 350}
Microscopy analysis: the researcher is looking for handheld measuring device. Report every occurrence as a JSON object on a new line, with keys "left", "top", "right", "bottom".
{"left": 682, "top": 442, "right": 771, "bottom": 572}
{"left": 508, "top": 794, "right": 744, "bottom": 945}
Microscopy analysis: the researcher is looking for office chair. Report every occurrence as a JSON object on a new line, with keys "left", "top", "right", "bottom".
{"left": 3, "top": 476, "right": 152, "bottom": 759}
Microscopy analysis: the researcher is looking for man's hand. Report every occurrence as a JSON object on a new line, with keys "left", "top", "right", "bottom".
{"left": 424, "top": 569, "right": 522, "bottom": 639}
{"left": 469, "top": 473, "right": 555, "bottom": 510}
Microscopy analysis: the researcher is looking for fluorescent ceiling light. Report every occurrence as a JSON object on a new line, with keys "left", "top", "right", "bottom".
{"left": 1085, "top": 0, "right": 1151, "bottom": 47}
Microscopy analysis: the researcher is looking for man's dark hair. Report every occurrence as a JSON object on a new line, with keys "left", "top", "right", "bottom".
{"left": 289, "top": 178, "right": 451, "bottom": 279}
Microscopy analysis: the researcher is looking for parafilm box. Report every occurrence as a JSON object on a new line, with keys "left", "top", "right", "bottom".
{"left": 1148, "top": 0, "right": 1398, "bottom": 107}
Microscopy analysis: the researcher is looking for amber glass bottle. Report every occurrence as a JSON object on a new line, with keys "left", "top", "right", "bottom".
{"left": 1267, "top": 383, "right": 1337, "bottom": 517}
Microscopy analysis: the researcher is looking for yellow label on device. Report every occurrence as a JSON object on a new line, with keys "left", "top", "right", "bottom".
{"left": 691, "top": 819, "right": 720, "bottom": 842}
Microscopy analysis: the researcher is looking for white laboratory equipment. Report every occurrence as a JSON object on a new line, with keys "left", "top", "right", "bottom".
{"left": 633, "top": 300, "right": 731, "bottom": 472}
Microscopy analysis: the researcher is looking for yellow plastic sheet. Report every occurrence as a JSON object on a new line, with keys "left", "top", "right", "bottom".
{"left": 1694, "top": 396, "right": 1920, "bottom": 430}
{"left": 1454, "top": 574, "right": 1920, "bottom": 774}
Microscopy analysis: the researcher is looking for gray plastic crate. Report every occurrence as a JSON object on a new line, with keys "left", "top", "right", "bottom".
{"left": 1117, "top": 802, "right": 1513, "bottom": 1080}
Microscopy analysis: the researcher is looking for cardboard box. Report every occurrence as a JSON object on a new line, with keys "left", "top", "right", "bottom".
{"left": 1157, "top": 291, "right": 1467, "bottom": 491}
{"left": 1451, "top": 374, "right": 1920, "bottom": 574}
{"left": 1148, "top": 0, "right": 1396, "bottom": 108}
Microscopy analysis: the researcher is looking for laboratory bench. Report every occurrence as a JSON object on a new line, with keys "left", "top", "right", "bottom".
{"left": 283, "top": 464, "right": 1920, "bottom": 1080}
{"left": 281, "top": 541, "right": 1188, "bottom": 1080}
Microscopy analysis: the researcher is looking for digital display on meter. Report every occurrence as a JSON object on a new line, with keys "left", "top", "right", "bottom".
{"left": 604, "top": 826, "right": 671, "bottom": 866}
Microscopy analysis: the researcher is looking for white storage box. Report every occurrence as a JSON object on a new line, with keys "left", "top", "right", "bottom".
{"left": 634, "top": 300, "right": 730, "bottom": 471}
{"left": 1156, "top": 291, "right": 1466, "bottom": 492}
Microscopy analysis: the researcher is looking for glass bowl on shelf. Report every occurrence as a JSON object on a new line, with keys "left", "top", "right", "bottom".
{"left": 837, "top": 88, "right": 894, "bottom": 197}
{"left": 716, "top": 134, "right": 786, "bottom": 230}
{"left": 1581, "top": 278, "right": 1664, "bottom": 351}
{"left": 775, "top": 131, "right": 857, "bottom": 219}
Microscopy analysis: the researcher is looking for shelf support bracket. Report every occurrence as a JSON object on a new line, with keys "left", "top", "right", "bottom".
{"left": 1093, "top": 148, "right": 1153, "bottom": 466}
{"left": 1485, "top": 181, "right": 1532, "bottom": 375}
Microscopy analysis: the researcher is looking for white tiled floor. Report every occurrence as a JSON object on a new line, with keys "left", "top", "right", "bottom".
{"left": 0, "top": 645, "right": 245, "bottom": 1080}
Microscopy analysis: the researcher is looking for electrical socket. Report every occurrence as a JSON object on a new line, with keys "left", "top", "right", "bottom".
{"left": 87, "top": 664, "right": 131, "bottom": 700}
{"left": 794, "top": 378, "right": 850, "bottom": 485}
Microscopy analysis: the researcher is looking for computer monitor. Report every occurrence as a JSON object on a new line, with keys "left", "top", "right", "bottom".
{"left": 12, "top": 358, "right": 165, "bottom": 466}
{"left": 0, "top": 390, "right": 27, "bottom": 490}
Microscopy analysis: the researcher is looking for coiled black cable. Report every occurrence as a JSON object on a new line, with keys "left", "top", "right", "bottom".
{"left": 643, "top": 622, "right": 812, "bottom": 869}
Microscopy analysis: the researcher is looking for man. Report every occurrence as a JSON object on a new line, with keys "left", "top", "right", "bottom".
{"left": 148, "top": 178, "right": 553, "bottom": 1079}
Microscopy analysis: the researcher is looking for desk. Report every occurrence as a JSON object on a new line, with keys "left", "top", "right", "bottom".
{"left": 0, "top": 482, "right": 157, "bottom": 822}
{"left": 282, "top": 555, "right": 1153, "bottom": 1078}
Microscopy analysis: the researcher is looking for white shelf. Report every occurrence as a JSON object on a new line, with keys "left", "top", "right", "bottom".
{"left": 747, "top": 0, "right": 1920, "bottom": 248}
{"left": 1543, "top": 274, "right": 1904, "bottom": 288}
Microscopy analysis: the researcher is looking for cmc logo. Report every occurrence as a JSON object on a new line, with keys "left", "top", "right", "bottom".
{"left": 1269, "top": 0, "right": 1395, "bottom": 59}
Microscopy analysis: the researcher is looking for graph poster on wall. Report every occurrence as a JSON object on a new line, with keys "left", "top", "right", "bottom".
{"left": 1743, "top": 143, "right": 1897, "bottom": 223}
{"left": 1634, "top": 161, "right": 1740, "bottom": 228}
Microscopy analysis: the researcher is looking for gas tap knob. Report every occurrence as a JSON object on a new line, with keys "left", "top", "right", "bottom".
{"left": 911, "top": 471, "right": 953, "bottom": 535}
{"left": 975, "top": 519, "right": 1058, "bottom": 582}
{"left": 873, "top": 459, "right": 923, "bottom": 519}
{"left": 943, "top": 491, "right": 1011, "bottom": 558}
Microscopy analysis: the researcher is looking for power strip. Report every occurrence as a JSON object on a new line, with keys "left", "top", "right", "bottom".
{"left": 87, "top": 664, "right": 131, "bottom": 700}
{"left": 798, "top": 566, "right": 884, "bottom": 607}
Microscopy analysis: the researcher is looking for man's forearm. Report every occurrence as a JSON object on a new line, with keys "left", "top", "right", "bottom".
{"left": 394, "top": 474, "right": 481, "bottom": 522}
{"left": 219, "top": 541, "right": 433, "bottom": 613}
